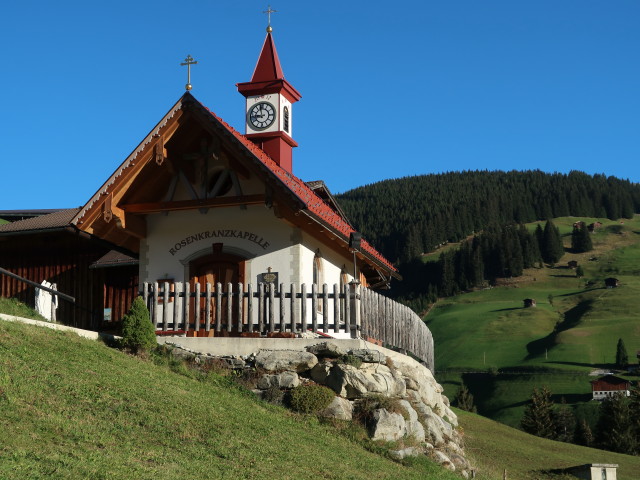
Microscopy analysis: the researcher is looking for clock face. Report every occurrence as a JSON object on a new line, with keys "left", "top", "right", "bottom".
{"left": 248, "top": 101, "right": 276, "bottom": 130}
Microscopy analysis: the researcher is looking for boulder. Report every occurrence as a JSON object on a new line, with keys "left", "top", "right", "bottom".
{"left": 431, "top": 450, "right": 455, "bottom": 471}
{"left": 347, "top": 349, "right": 386, "bottom": 364}
{"left": 322, "top": 363, "right": 406, "bottom": 399}
{"left": 398, "top": 400, "right": 425, "bottom": 443}
{"left": 257, "top": 371, "right": 300, "bottom": 390}
{"left": 369, "top": 409, "right": 406, "bottom": 442}
{"left": 319, "top": 396, "right": 353, "bottom": 421}
{"left": 254, "top": 350, "right": 318, "bottom": 372}
{"left": 306, "top": 341, "right": 346, "bottom": 358}
{"left": 388, "top": 446, "right": 422, "bottom": 460}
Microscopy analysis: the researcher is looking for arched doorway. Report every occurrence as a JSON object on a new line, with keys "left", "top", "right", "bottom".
{"left": 188, "top": 253, "right": 245, "bottom": 336}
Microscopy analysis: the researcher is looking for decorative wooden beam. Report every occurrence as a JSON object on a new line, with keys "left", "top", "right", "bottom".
{"left": 103, "top": 194, "right": 147, "bottom": 239}
{"left": 153, "top": 134, "right": 166, "bottom": 166}
{"left": 120, "top": 194, "right": 265, "bottom": 215}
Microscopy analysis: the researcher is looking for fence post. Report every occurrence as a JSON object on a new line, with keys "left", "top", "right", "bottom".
{"left": 351, "top": 282, "right": 361, "bottom": 339}
{"left": 205, "top": 282, "right": 212, "bottom": 333}
{"left": 226, "top": 282, "right": 233, "bottom": 333}
{"left": 215, "top": 282, "right": 222, "bottom": 333}
{"left": 301, "top": 284, "right": 307, "bottom": 333}
{"left": 279, "top": 283, "right": 285, "bottom": 332}
{"left": 333, "top": 283, "right": 339, "bottom": 334}
{"left": 194, "top": 282, "right": 201, "bottom": 333}
{"left": 237, "top": 282, "right": 244, "bottom": 333}
{"left": 247, "top": 283, "right": 254, "bottom": 333}
{"left": 183, "top": 281, "right": 190, "bottom": 332}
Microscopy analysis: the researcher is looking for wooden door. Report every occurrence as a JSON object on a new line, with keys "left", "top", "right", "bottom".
{"left": 189, "top": 254, "right": 244, "bottom": 335}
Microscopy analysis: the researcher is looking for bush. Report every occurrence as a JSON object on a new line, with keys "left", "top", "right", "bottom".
{"left": 338, "top": 354, "right": 363, "bottom": 369}
{"left": 121, "top": 297, "right": 157, "bottom": 354}
{"left": 288, "top": 384, "right": 335, "bottom": 413}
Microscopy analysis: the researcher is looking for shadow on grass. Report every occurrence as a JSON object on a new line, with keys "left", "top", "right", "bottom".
{"left": 490, "top": 307, "right": 522, "bottom": 312}
{"left": 550, "top": 274, "right": 578, "bottom": 278}
{"left": 545, "top": 360, "right": 612, "bottom": 370}
{"left": 525, "top": 300, "right": 594, "bottom": 360}
{"left": 556, "top": 288, "right": 601, "bottom": 297}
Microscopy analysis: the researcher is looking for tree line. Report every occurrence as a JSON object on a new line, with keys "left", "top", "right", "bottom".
{"left": 337, "top": 170, "right": 640, "bottom": 264}
{"left": 391, "top": 220, "right": 570, "bottom": 310}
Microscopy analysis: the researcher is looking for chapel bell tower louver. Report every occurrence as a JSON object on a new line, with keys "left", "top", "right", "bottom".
{"left": 237, "top": 24, "right": 301, "bottom": 173}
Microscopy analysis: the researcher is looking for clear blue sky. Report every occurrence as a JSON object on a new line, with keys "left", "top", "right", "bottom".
{"left": 1, "top": 1, "right": 638, "bottom": 210}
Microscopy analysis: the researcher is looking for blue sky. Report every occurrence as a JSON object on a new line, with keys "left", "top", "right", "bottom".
{"left": 1, "top": 1, "right": 638, "bottom": 210}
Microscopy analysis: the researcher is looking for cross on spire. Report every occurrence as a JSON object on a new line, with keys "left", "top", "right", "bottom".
{"left": 180, "top": 54, "right": 198, "bottom": 91}
{"left": 263, "top": 5, "right": 277, "bottom": 32}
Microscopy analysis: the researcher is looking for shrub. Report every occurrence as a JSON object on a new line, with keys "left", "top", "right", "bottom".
{"left": 121, "top": 297, "right": 157, "bottom": 354}
{"left": 353, "top": 394, "right": 406, "bottom": 425}
{"left": 288, "top": 384, "right": 335, "bottom": 413}
{"left": 338, "top": 354, "right": 363, "bottom": 369}
{"left": 263, "top": 386, "right": 285, "bottom": 405}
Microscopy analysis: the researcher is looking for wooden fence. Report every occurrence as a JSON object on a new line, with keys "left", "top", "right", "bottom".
{"left": 141, "top": 281, "right": 434, "bottom": 370}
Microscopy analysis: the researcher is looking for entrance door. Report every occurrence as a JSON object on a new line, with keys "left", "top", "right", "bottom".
{"left": 189, "top": 253, "right": 244, "bottom": 335}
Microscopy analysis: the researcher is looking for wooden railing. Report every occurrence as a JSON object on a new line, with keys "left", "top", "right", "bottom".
{"left": 141, "top": 281, "right": 434, "bottom": 370}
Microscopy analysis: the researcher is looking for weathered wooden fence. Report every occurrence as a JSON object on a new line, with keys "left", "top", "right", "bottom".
{"left": 360, "top": 287, "right": 434, "bottom": 372}
{"left": 141, "top": 281, "right": 433, "bottom": 370}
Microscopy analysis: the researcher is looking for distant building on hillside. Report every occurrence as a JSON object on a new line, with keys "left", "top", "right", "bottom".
{"left": 523, "top": 298, "right": 536, "bottom": 308}
{"left": 588, "top": 222, "right": 603, "bottom": 232}
{"left": 573, "top": 221, "right": 586, "bottom": 229}
{"left": 604, "top": 277, "right": 620, "bottom": 288}
{"left": 564, "top": 463, "right": 618, "bottom": 480}
{"left": 568, "top": 260, "right": 578, "bottom": 269}
{"left": 590, "top": 375, "right": 630, "bottom": 401}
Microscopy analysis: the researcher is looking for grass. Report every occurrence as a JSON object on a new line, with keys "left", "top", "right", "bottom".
{"left": 0, "top": 319, "right": 458, "bottom": 480}
{"left": 458, "top": 408, "right": 640, "bottom": 480}
{"left": 0, "top": 297, "right": 46, "bottom": 321}
{"left": 427, "top": 215, "right": 640, "bottom": 431}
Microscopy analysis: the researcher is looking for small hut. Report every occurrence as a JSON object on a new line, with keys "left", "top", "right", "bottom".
{"left": 523, "top": 298, "right": 537, "bottom": 308}
{"left": 605, "top": 278, "right": 619, "bottom": 288}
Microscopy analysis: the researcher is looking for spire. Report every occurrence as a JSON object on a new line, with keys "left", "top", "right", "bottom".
{"left": 250, "top": 32, "right": 285, "bottom": 83}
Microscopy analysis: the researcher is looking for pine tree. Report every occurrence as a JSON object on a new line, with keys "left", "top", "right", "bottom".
{"left": 596, "top": 394, "right": 637, "bottom": 454}
{"left": 574, "top": 419, "right": 594, "bottom": 447}
{"left": 541, "top": 220, "right": 564, "bottom": 264}
{"left": 571, "top": 224, "right": 593, "bottom": 253}
{"left": 121, "top": 296, "right": 157, "bottom": 354}
{"left": 521, "top": 386, "right": 555, "bottom": 439}
{"left": 552, "top": 399, "right": 575, "bottom": 442}
{"left": 455, "top": 380, "right": 477, "bottom": 413}
{"left": 615, "top": 338, "right": 629, "bottom": 369}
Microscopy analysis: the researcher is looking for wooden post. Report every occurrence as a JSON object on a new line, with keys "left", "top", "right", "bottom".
{"left": 311, "top": 283, "right": 318, "bottom": 333}
{"left": 162, "top": 282, "right": 170, "bottom": 332}
{"left": 344, "top": 283, "right": 350, "bottom": 335}
{"left": 279, "top": 283, "right": 285, "bottom": 332}
{"left": 301, "top": 284, "right": 307, "bottom": 333}
{"left": 268, "top": 283, "right": 275, "bottom": 333}
{"left": 226, "top": 282, "right": 233, "bottom": 333}
{"left": 258, "top": 283, "right": 265, "bottom": 334}
{"left": 152, "top": 282, "right": 159, "bottom": 330}
{"left": 215, "top": 282, "right": 222, "bottom": 332}
{"left": 333, "top": 283, "right": 339, "bottom": 334}
{"left": 205, "top": 282, "right": 212, "bottom": 333}
{"left": 247, "top": 283, "right": 254, "bottom": 333}
{"left": 290, "top": 283, "right": 296, "bottom": 332}
{"left": 322, "top": 283, "right": 329, "bottom": 333}
{"left": 194, "top": 282, "right": 201, "bottom": 333}
{"left": 173, "top": 282, "right": 181, "bottom": 331}
{"left": 237, "top": 282, "right": 244, "bottom": 333}
{"left": 352, "top": 283, "right": 361, "bottom": 339}
{"left": 183, "top": 281, "right": 190, "bottom": 331}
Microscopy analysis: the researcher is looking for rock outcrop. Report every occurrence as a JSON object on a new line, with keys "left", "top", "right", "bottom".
{"left": 165, "top": 341, "right": 470, "bottom": 477}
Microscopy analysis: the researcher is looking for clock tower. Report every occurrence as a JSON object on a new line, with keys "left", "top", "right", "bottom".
{"left": 237, "top": 27, "right": 301, "bottom": 173}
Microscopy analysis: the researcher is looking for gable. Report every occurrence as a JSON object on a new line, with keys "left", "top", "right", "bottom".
{"left": 73, "top": 93, "right": 397, "bottom": 283}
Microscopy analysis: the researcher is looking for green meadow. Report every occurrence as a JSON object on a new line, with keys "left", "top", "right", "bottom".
{"left": 428, "top": 215, "right": 640, "bottom": 429}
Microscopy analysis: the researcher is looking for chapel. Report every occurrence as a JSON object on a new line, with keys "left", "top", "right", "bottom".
{"left": 0, "top": 23, "right": 399, "bottom": 334}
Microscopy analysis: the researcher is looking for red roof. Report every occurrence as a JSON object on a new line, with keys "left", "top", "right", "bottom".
{"left": 251, "top": 32, "right": 284, "bottom": 82}
{"left": 194, "top": 97, "right": 396, "bottom": 274}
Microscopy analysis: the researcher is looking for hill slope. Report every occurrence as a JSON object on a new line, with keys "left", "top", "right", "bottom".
{"left": 428, "top": 215, "right": 640, "bottom": 428}
{"left": 0, "top": 320, "right": 456, "bottom": 480}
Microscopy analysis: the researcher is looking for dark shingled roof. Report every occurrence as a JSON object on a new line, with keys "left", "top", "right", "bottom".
{"left": 89, "top": 250, "right": 139, "bottom": 269}
{"left": 0, "top": 208, "right": 80, "bottom": 234}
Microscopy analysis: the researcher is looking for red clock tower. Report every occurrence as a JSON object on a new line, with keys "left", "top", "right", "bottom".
{"left": 237, "top": 27, "right": 301, "bottom": 173}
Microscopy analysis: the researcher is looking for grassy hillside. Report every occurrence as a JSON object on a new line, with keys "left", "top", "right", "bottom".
{"left": 458, "top": 409, "right": 640, "bottom": 480}
{"left": 0, "top": 320, "right": 458, "bottom": 480}
{"left": 428, "top": 215, "right": 640, "bottom": 428}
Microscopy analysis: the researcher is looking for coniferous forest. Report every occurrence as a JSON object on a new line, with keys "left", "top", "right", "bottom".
{"left": 336, "top": 170, "right": 640, "bottom": 308}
